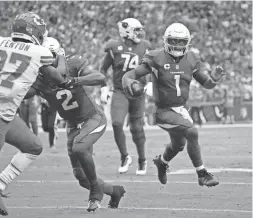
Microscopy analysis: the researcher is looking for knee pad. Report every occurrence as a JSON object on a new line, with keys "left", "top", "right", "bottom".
{"left": 185, "top": 126, "right": 198, "bottom": 140}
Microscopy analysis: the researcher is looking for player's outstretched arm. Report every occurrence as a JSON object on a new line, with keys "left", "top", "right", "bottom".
{"left": 100, "top": 52, "right": 113, "bottom": 77}
{"left": 74, "top": 71, "right": 106, "bottom": 86}
{"left": 193, "top": 66, "right": 226, "bottom": 89}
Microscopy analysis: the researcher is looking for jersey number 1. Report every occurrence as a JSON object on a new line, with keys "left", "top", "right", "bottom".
{"left": 56, "top": 89, "right": 79, "bottom": 111}
{"left": 0, "top": 50, "right": 32, "bottom": 89}
{"left": 174, "top": 75, "right": 181, "bottom": 96}
{"left": 121, "top": 54, "right": 139, "bottom": 72}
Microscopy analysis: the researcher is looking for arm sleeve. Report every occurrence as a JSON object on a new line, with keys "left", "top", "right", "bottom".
{"left": 141, "top": 52, "right": 157, "bottom": 71}
{"left": 124, "top": 63, "right": 151, "bottom": 80}
{"left": 100, "top": 52, "right": 113, "bottom": 74}
{"left": 191, "top": 52, "right": 217, "bottom": 89}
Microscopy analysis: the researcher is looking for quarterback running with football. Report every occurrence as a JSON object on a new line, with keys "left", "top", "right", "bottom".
{"left": 123, "top": 23, "right": 226, "bottom": 187}
{"left": 100, "top": 18, "right": 151, "bottom": 175}
{"left": 25, "top": 37, "right": 126, "bottom": 212}
{"left": 0, "top": 12, "right": 68, "bottom": 216}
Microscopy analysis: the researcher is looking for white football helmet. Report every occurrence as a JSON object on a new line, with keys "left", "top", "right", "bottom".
{"left": 118, "top": 18, "right": 144, "bottom": 43}
{"left": 42, "top": 37, "right": 65, "bottom": 56}
{"left": 163, "top": 23, "right": 191, "bottom": 57}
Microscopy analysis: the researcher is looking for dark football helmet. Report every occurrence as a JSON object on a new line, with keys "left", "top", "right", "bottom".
{"left": 11, "top": 12, "right": 48, "bottom": 45}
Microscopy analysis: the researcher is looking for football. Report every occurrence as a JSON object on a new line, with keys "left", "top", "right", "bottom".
{"left": 130, "top": 82, "right": 145, "bottom": 98}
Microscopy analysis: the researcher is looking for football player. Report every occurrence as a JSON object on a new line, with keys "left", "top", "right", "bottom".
{"left": 0, "top": 12, "right": 68, "bottom": 216}
{"left": 40, "top": 37, "right": 62, "bottom": 149}
{"left": 25, "top": 37, "right": 126, "bottom": 212}
{"left": 100, "top": 18, "right": 151, "bottom": 175}
{"left": 122, "top": 23, "right": 226, "bottom": 187}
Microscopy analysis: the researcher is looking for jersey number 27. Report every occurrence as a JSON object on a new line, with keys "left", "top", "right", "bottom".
{"left": 0, "top": 50, "right": 31, "bottom": 89}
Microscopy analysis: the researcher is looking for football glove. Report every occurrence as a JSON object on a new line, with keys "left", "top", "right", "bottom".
{"left": 100, "top": 86, "right": 111, "bottom": 103}
{"left": 210, "top": 66, "right": 226, "bottom": 82}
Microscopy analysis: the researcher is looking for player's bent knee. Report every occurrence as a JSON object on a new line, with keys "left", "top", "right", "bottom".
{"left": 21, "top": 137, "right": 43, "bottom": 156}
{"left": 129, "top": 117, "right": 144, "bottom": 131}
{"left": 177, "top": 145, "right": 185, "bottom": 152}
{"left": 185, "top": 126, "right": 199, "bottom": 140}
{"left": 73, "top": 168, "right": 86, "bottom": 181}
{"left": 72, "top": 144, "right": 89, "bottom": 156}
{"left": 112, "top": 120, "right": 124, "bottom": 129}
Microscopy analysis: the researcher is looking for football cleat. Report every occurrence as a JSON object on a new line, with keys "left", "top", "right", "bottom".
{"left": 153, "top": 155, "right": 169, "bottom": 184}
{"left": 87, "top": 200, "right": 101, "bottom": 212}
{"left": 0, "top": 191, "right": 8, "bottom": 216}
{"left": 87, "top": 183, "right": 103, "bottom": 212}
{"left": 197, "top": 169, "right": 219, "bottom": 187}
{"left": 108, "top": 186, "right": 126, "bottom": 209}
{"left": 118, "top": 155, "right": 132, "bottom": 174}
{"left": 136, "top": 160, "right": 147, "bottom": 175}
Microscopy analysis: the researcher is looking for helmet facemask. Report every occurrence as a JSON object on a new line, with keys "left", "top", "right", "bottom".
{"left": 163, "top": 23, "right": 191, "bottom": 57}
{"left": 164, "top": 36, "right": 190, "bottom": 57}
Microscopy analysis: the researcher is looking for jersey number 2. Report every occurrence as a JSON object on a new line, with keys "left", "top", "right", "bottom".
{"left": 56, "top": 89, "right": 79, "bottom": 111}
{"left": 0, "top": 50, "right": 32, "bottom": 89}
{"left": 121, "top": 54, "right": 139, "bottom": 72}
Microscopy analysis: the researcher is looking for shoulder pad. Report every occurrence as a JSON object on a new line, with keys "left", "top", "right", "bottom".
{"left": 67, "top": 54, "right": 89, "bottom": 76}
{"left": 104, "top": 39, "right": 121, "bottom": 52}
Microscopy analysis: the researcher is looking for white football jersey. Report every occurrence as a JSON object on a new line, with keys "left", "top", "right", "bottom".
{"left": 0, "top": 36, "right": 54, "bottom": 121}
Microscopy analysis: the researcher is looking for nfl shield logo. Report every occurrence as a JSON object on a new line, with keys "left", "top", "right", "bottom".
{"left": 164, "top": 64, "right": 170, "bottom": 70}
{"left": 176, "top": 65, "right": 179, "bottom": 69}
{"left": 118, "top": 46, "right": 123, "bottom": 51}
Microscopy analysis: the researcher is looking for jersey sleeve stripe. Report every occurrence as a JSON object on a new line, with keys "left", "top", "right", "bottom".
{"left": 109, "top": 49, "right": 114, "bottom": 60}
{"left": 40, "top": 58, "right": 54, "bottom": 63}
{"left": 41, "top": 56, "right": 53, "bottom": 59}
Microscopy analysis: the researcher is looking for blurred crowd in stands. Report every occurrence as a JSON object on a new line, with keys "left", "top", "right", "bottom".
{"left": 0, "top": 1, "right": 252, "bottom": 125}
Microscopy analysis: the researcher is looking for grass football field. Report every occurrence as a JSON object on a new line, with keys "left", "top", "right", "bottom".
{"left": 0, "top": 124, "right": 252, "bottom": 218}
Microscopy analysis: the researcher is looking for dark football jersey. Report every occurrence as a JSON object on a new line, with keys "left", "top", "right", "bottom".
{"left": 33, "top": 55, "right": 99, "bottom": 124}
{"left": 105, "top": 39, "right": 151, "bottom": 90}
{"left": 142, "top": 49, "right": 201, "bottom": 107}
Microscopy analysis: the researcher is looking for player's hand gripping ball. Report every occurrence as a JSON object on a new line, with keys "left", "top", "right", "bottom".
{"left": 125, "top": 81, "right": 144, "bottom": 99}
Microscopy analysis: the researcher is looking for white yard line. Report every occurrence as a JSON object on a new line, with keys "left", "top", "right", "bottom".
{"left": 8, "top": 206, "right": 252, "bottom": 213}
{"left": 52, "top": 123, "right": 252, "bottom": 133}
